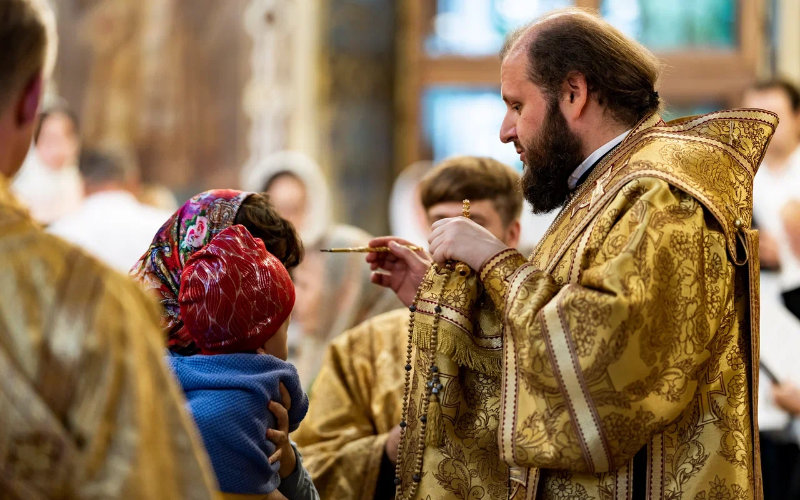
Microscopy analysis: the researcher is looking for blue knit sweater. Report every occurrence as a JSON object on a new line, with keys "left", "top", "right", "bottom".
{"left": 168, "top": 353, "right": 309, "bottom": 495}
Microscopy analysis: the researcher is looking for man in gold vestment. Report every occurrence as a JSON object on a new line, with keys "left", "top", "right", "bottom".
{"left": 369, "top": 9, "right": 777, "bottom": 499}
{"left": 294, "top": 156, "right": 524, "bottom": 499}
{"left": 0, "top": 1, "right": 218, "bottom": 497}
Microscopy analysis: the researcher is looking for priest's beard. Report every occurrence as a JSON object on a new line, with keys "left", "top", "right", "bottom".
{"left": 520, "top": 99, "right": 585, "bottom": 214}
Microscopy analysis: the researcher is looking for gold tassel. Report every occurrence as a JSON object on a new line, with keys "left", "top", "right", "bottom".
{"left": 426, "top": 396, "right": 444, "bottom": 447}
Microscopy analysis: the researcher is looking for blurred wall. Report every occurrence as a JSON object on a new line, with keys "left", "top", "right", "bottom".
{"left": 317, "top": 0, "right": 396, "bottom": 235}
{"left": 777, "top": 0, "right": 800, "bottom": 85}
{"left": 52, "top": 0, "right": 253, "bottom": 200}
{"left": 50, "top": 0, "right": 394, "bottom": 235}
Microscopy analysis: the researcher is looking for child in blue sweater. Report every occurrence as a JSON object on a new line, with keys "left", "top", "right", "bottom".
{"left": 168, "top": 223, "right": 316, "bottom": 499}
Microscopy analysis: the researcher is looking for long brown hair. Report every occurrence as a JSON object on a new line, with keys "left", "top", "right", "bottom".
{"left": 502, "top": 9, "right": 661, "bottom": 127}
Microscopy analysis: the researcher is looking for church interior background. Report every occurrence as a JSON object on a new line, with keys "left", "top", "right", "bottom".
{"left": 47, "top": 0, "right": 800, "bottom": 236}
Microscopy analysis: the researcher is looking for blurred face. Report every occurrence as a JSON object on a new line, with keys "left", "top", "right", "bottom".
{"left": 261, "top": 316, "right": 290, "bottom": 360}
{"left": 291, "top": 252, "right": 322, "bottom": 332}
{"left": 426, "top": 199, "right": 518, "bottom": 246}
{"left": 36, "top": 112, "right": 79, "bottom": 170}
{"left": 742, "top": 88, "right": 800, "bottom": 156}
{"left": 266, "top": 174, "right": 307, "bottom": 231}
{"left": 499, "top": 50, "right": 583, "bottom": 213}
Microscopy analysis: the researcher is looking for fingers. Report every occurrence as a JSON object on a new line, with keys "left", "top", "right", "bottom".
{"left": 279, "top": 382, "right": 291, "bottom": 410}
{"left": 267, "top": 439, "right": 284, "bottom": 464}
{"left": 366, "top": 236, "right": 422, "bottom": 266}
{"left": 269, "top": 400, "right": 290, "bottom": 433}
{"left": 368, "top": 236, "right": 416, "bottom": 248}
{"left": 371, "top": 271, "right": 391, "bottom": 288}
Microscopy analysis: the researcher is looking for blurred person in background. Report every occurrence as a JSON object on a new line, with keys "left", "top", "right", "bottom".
{"left": 743, "top": 79, "right": 800, "bottom": 499}
{"left": 0, "top": 1, "right": 218, "bottom": 497}
{"left": 11, "top": 102, "right": 83, "bottom": 225}
{"left": 48, "top": 149, "right": 172, "bottom": 273}
{"left": 241, "top": 150, "right": 401, "bottom": 388}
{"left": 388, "top": 160, "right": 433, "bottom": 248}
{"left": 293, "top": 156, "right": 522, "bottom": 499}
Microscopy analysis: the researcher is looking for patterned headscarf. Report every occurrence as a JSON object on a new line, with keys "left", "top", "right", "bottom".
{"left": 131, "top": 189, "right": 252, "bottom": 353}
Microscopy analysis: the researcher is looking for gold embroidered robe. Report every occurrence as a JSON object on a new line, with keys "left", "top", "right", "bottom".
{"left": 0, "top": 177, "right": 219, "bottom": 499}
{"left": 395, "top": 110, "right": 777, "bottom": 499}
{"left": 293, "top": 308, "right": 409, "bottom": 499}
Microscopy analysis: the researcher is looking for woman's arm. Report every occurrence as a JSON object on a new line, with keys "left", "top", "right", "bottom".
{"left": 268, "top": 385, "right": 320, "bottom": 500}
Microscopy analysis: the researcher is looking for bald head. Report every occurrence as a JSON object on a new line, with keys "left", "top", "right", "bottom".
{"left": 501, "top": 8, "right": 661, "bottom": 128}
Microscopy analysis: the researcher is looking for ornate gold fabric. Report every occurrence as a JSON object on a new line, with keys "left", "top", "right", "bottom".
{"left": 395, "top": 109, "right": 777, "bottom": 499}
{"left": 293, "top": 308, "right": 410, "bottom": 499}
{"left": 0, "top": 177, "right": 219, "bottom": 499}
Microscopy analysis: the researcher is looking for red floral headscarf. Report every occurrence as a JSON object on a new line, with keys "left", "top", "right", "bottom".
{"left": 131, "top": 189, "right": 252, "bottom": 353}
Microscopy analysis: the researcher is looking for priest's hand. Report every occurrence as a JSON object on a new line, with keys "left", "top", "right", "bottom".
{"left": 366, "top": 236, "right": 432, "bottom": 306}
{"left": 429, "top": 217, "right": 509, "bottom": 270}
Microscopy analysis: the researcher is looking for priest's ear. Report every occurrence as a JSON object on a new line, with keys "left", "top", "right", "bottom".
{"left": 14, "top": 71, "right": 42, "bottom": 129}
{"left": 559, "top": 71, "right": 589, "bottom": 122}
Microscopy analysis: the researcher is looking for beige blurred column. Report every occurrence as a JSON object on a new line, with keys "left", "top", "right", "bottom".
{"left": 288, "top": 0, "right": 322, "bottom": 160}
{"left": 241, "top": 0, "right": 322, "bottom": 182}
{"left": 777, "top": 0, "right": 800, "bottom": 84}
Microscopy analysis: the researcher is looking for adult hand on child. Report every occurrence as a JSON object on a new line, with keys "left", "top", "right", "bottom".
{"left": 268, "top": 382, "right": 297, "bottom": 479}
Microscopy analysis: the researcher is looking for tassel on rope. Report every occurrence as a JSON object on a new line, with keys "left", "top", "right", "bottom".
{"left": 426, "top": 394, "right": 444, "bottom": 447}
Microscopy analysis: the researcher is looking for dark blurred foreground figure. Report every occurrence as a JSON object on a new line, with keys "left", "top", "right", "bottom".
{"left": 367, "top": 8, "right": 777, "bottom": 499}
{"left": 0, "top": 1, "right": 219, "bottom": 497}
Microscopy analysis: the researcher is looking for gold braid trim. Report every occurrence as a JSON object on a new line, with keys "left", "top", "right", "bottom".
{"left": 411, "top": 319, "right": 501, "bottom": 377}
{"left": 480, "top": 248, "right": 528, "bottom": 309}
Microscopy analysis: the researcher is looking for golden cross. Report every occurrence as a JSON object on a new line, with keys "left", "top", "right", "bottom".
{"left": 695, "top": 372, "right": 727, "bottom": 426}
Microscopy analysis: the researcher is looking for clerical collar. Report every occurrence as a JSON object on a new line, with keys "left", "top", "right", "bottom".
{"left": 568, "top": 129, "right": 631, "bottom": 190}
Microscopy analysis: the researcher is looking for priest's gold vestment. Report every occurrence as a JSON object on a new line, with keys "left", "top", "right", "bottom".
{"left": 294, "top": 308, "right": 409, "bottom": 499}
{"left": 395, "top": 110, "right": 777, "bottom": 499}
{"left": 0, "top": 177, "right": 219, "bottom": 499}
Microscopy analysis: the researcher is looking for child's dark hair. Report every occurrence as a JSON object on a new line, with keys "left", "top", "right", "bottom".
{"left": 235, "top": 192, "right": 304, "bottom": 270}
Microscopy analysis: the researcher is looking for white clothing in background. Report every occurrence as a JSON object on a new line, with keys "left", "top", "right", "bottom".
{"left": 753, "top": 146, "right": 800, "bottom": 290}
{"left": 48, "top": 190, "right": 170, "bottom": 273}
{"left": 11, "top": 150, "right": 83, "bottom": 225}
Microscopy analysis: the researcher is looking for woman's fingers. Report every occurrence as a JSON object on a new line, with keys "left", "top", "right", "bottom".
{"left": 268, "top": 442, "right": 283, "bottom": 464}
{"left": 269, "top": 400, "right": 290, "bottom": 433}
{"left": 279, "top": 382, "right": 291, "bottom": 410}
